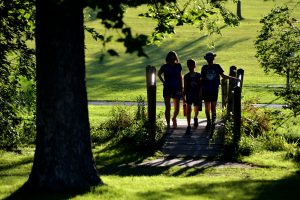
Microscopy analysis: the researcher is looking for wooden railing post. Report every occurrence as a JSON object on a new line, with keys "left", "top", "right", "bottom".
{"left": 233, "top": 86, "right": 241, "bottom": 153}
{"left": 146, "top": 65, "right": 156, "bottom": 143}
{"left": 237, "top": 69, "right": 244, "bottom": 92}
{"left": 227, "top": 66, "right": 237, "bottom": 115}
{"left": 221, "top": 79, "right": 228, "bottom": 109}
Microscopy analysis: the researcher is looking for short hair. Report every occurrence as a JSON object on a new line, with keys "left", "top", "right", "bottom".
{"left": 165, "top": 51, "right": 179, "bottom": 63}
{"left": 187, "top": 59, "right": 196, "bottom": 67}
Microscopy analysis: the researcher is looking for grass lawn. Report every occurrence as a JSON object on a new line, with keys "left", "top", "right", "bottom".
{"left": 1, "top": 105, "right": 300, "bottom": 199}
{"left": 84, "top": 0, "right": 300, "bottom": 104}
{"left": 1, "top": 147, "right": 299, "bottom": 200}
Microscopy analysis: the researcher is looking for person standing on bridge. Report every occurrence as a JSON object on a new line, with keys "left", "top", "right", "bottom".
{"left": 201, "top": 52, "right": 239, "bottom": 131}
{"left": 183, "top": 59, "right": 202, "bottom": 134}
{"left": 158, "top": 51, "right": 183, "bottom": 130}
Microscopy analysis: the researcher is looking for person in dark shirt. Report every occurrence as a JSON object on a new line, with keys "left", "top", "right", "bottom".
{"left": 201, "top": 52, "right": 239, "bottom": 131}
{"left": 158, "top": 51, "right": 183, "bottom": 130}
{"left": 183, "top": 59, "right": 202, "bottom": 134}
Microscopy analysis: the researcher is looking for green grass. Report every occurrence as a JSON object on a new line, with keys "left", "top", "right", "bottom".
{"left": 84, "top": 0, "right": 300, "bottom": 104}
{"left": 2, "top": 105, "right": 300, "bottom": 199}
{"left": 1, "top": 147, "right": 300, "bottom": 200}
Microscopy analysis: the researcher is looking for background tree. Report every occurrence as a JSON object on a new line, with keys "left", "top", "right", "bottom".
{"left": 237, "top": 0, "right": 243, "bottom": 19}
{"left": 0, "top": 0, "right": 36, "bottom": 149}
{"left": 4, "top": 0, "right": 239, "bottom": 194}
{"left": 255, "top": 5, "right": 300, "bottom": 115}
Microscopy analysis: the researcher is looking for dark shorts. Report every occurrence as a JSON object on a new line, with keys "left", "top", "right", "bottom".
{"left": 163, "top": 86, "right": 182, "bottom": 99}
{"left": 202, "top": 89, "right": 219, "bottom": 102}
{"left": 186, "top": 94, "right": 202, "bottom": 108}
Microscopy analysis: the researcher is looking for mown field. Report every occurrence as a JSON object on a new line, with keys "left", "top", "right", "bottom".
{"left": 84, "top": 0, "right": 300, "bottom": 104}
{"left": 1, "top": 146, "right": 300, "bottom": 199}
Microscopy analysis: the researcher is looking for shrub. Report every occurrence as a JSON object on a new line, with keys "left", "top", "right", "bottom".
{"left": 241, "top": 100, "right": 270, "bottom": 136}
{"left": 91, "top": 96, "right": 164, "bottom": 153}
{"left": 238, "top": 135, "right": 256, "bottom": 156}
{"left": 222, "top": 99, "right": 271, "bottom": 157}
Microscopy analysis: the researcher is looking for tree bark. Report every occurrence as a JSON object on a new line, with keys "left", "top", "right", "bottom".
{"left": 237, "top": 0, "right": 243, "bottom": 20}
{"left": 27, "top": 0, "right": 102, "bottom": 192}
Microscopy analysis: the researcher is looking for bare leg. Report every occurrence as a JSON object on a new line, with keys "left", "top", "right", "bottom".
{"left": 187, "top": 104, "right": 192, "bottom": 127}
{"left": 164, "top": 97, "right": 171, "bottom": 128}
{"left": 194, "top": 106, "right": 199, "bottom": 119}
{"left": 211, "top": 101, "right": 217, "bottom": 124}
{"left": 204, "top": 101, "right": 211, "bottom": 121}
{"left": 171, "top": 98, "right": 180, "bottom": 128}
{"left": 204, "top": 101, "right": 211, "bottom": 130}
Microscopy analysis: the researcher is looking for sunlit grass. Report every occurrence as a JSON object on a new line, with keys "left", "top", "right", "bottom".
{"left": 1, "top": 147, "right": 299, "bottom": 200}
{"left": 84, "top": 0, "right": 300, "bottom": 103}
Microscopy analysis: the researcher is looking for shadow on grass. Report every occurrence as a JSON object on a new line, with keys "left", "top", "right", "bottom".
{"left": 136, "top": 172, "right": 300, "bottom": 200}
{"left": 0, "top": 157, "right": 33, "bottom": 173}
{"left": 3, "top": 182, "right": 84, "bottom": 200}
{"left": 94, "top": 139, "right": 233, "bottom": 177}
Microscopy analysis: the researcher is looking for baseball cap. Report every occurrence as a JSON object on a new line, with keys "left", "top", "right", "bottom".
{"left": 204, "top": 52, "right": 216, "bottom": 60}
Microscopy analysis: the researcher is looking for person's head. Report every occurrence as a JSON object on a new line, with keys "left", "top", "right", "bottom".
{"left": 166, "top": 51, "right": 179, "bottom": 64}
{"left": 204, "top": 52, "right": 216, "bottom": 63}
{"left": 187, "top": 59, "right": 196, "bottom": 72}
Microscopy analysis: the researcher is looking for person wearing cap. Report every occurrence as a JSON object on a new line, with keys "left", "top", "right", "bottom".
{"left": 201, "top": 52, "right": 239, "bottom": 131}
{"left": 158, "top": 51, "right": 183, "bottom": 130}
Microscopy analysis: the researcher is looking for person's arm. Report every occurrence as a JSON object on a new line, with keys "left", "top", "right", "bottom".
{"left": 183, "top": 75, "right": 187, "bottom": 102}
{"left": 220, "top": 73, "right": 240, "bottom": 81}
{"left": 157, "top": 69, "right": 165, "bottom": 84}
{"left": 180, "top": 73, "right": 185, "bottom": 101}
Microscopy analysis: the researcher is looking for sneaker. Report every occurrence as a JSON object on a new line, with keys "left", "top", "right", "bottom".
{"left": 172, "top": 118, "right": 177, "bottom": 129}
{"left": 185, "top": 126, "right": 192, "bottom": 135}
{"left": 205, "top": 120, "right": 211, "bottom": 131}
{"left": 194, "top": 118, "right": 198, "bottom": 128}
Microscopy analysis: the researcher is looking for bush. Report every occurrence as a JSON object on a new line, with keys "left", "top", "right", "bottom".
{"left": 91, "top": 97, "right": 164, "bottom": 153}
{"left": 259, "top": 132, "right": 288, "bottom": 152}
{"left": 241, "top": 100, "right": 270, "bottom": 136}
{"left": 0, "top": 78, "right": 36, "bottom": 150}
{"left": 238, "top": 135, "right": 256, "bottom": 156}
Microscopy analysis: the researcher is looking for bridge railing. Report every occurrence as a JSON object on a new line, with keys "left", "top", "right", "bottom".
{"left": 146, "top": 65, "right": 157, "bottom": 144}
{"left": 221, "top": 66, "right": 244, "bottom": 153}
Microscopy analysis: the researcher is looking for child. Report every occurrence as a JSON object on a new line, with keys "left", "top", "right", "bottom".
{"left": 201, "top": 52, "right": 239, "bottom": 131}
{"left": 158, "top": 51, "right": 183, "bottom": 130}
{"left": 183, "top": 59, "right": 202, "bottom": 134}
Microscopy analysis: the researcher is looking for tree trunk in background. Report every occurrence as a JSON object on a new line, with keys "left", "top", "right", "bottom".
{"left": 27, "top": 0, "right": 102, "bottom": 192}
{"left": 237, "top": 0, "right": 243, "bottom": 20}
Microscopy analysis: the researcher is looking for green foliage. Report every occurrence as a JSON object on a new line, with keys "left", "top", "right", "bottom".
{"left": 0, "top": 0, "right": 36, "bottom": 150}
{"left": 223, "top": 100, "right": 281, "bottom": 157}
{"left": 241, "top": 100, "right": 271, "bottom": 136}
{"left": 259, "top": 132, "right": 289, "bottom": 151}
{"left": 238, "top": 135, "right": 256, "bottom": 156}
{"left": 91, "top": 97, "right": 164, "bottom": 152}
{"left": 223, "top": 100, "right": 300, "bottom": 160}
{"left": 255, "top": 5, "right": 300, "bottom": 115}
{"left": 276, "top": 87, "right": 300, "bottom": 115}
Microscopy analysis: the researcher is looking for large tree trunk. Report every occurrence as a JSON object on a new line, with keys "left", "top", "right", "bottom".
{"left": 26, "top": 0, "right": 102, "bottom": 192}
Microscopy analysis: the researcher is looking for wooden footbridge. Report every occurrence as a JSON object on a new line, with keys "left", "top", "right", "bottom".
{"left": 161, "top": 119, "right": 225, "bottom": 158}
{"left": 146, "top": 65, "right": 245, "bottom": 158}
